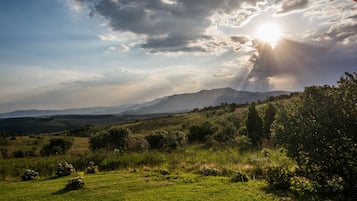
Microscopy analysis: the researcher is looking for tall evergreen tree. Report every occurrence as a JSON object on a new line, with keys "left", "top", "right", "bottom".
{"left": 262, "top": 103, "right": 276, "bottom": 139}
{"left": 246, "top": 102, "right": 263, "bottom": 146}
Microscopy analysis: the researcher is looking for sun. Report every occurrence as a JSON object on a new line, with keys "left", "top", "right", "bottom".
{"left": 255, "top": 23, "right": 282, "bottom": 47}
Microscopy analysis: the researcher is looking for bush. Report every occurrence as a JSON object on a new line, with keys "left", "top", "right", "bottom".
{"left": 127, "top": 135, "right": 149, "bottom": 152}
{"left": 85, "top": 161, "right": 98, "bottom": 174}
{"left": 145, "top": 130, "right": 186, "bottom": 151}
{"left": 66, "top": 177, "right": 85, "bottom": 190}
{"left": 40, "top": 138, "right": 73, "bottom": 156}
{"left": 202, "top": 167, "right": 218, "bottom": 176}
{"left": 145, "top": 131, "right": 166, "bottom": 149}
{"left": 21, "top": 169, "right": 39, "bottom": 181}
{"left": 290, "top": 176, "right": 317, "bottom": 198}
{"left": 90, "top": 127, "right": 130, "bottom": 152}
{"left": 231, "top": 171, "right": 249, "bottom": 182}
{"left": 13, "top": 150, "right": 26, "bottom": 158}
{"left": 188, "top": 121, "right": 215, "bottom": 143}
{"left": 266, "top": 166, "right": 294, "bottom": 190}
{"left": 56, "top": 161, "right": 75, "bottom": 177}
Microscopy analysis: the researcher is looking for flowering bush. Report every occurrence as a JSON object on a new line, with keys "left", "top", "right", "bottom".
{"left": 56, "top": 161, "right": 75, "bottom": 177}
{"left": 231, "top": 171, "right": 249, "bottom": 182}
{"left": 66, "top": 177, "right": 85, "bottom": 190}
{"left": 21, "top": 169, "right": 39, "bottom": 181}
{"left": 85, "top": 161, "right": 98, "bottom": 174}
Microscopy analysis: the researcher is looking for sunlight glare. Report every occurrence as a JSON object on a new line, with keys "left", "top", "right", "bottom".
{"left": 255, "top": 23, "right": 282, "bottom": 47}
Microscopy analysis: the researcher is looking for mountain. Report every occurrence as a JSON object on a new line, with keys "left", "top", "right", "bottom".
{"left": 0, "top": 88, "right": 291, "bottom": 118}
{"left": 125, "top": 88, "right": 290, "bottom": 114}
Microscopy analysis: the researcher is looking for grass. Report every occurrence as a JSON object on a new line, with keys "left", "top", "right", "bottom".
{"left": 0, "top": 170, "right": 280, "bottom": 201}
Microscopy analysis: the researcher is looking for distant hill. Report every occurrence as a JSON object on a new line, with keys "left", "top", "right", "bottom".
{"left": 125, "top": 88, "right": 291, "bottom": 114}
{"left": 0, "top": 88, "right": 291, "bottom": 118}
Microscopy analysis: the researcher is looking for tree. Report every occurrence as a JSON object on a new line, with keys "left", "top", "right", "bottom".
{"left": 272, "top": 72, "right": 357, "bottom": 197}
{"left": 262, "top": 103, "right": 276, "bottom": 140}
{"left": 89, "top": 127, "right": 131, "bottom": 152}
{"left": 40, "top": 138, "right": 73, "bottom": 156}
{"left": 246, "top": 102, "right": 263, "bottom": 146}
{"left": 188, "top": 121, "right": 215, "bottom": 143}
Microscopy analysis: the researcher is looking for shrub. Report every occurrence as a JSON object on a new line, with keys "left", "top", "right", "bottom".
{"left": 159, "top": 169, "right": 170, "bottom": 176}
{"left": 290, "top": 176, "right": 317, "bottom": 198}
{"left": 66, "top": 177, "right": 85, "bottom": 190}
{"left": 40, "top": 138, "right": 73, "bottom": 156}
{"left": 188, "top": 121, "right": 215, "bottom": 143}
{"left": 56, "top": 161, "right": 75, "bottom": 177}
{"left": 145, "top": 130, "right": 186, "bottom": 151}
{"left": 127, "top": 135, "right": 149, "bottom": 152}
{"left": 85, "top": 161, "right": 98, "bottom": 174}
{"left": 90, "top": 127, "right": 130, "bottom": 152}
{"left": 13, "top": 150, "right": 26, "bottom": 158}
{"left": 145, "top": 131, "right": 166, "bottom": 149}
{"left": 202, "top": 167, "right": 218, "bottom": 176}
{"left": 231, "top": 171, "right": 249, "bottom": 182}
{"left": 21, "top": 169, "right": 39, "bottom": 181}
{"left": 266, "top": 166, "right": 294, "bottom": 190}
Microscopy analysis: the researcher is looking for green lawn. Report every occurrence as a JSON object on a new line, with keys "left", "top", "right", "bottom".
{"left": 0, "top": 170, "right": 280, "bottom": 201}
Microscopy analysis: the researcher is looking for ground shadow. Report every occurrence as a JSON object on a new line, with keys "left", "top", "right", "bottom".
{"left": 52, "top": 188, "right": 72, "bottom": 195}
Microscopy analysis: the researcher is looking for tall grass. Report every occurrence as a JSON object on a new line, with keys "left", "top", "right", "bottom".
{"left": 0, "top": 146, "right": 295, "bottom": 181}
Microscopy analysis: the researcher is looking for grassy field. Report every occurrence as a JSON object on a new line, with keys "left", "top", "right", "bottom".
{"left": 0, "top": 170, "right": 281, "bottom": 201}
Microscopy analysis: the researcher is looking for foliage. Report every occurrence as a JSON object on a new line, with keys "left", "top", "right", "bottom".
{"left": 212, "top": 122, "right": 237, "bottom": 144}
{"left": 40, "top": 138, "right": 73, "bottom": 156}
{"left": 145, "top": 130, "right": 186, "bottom": 151}
{"left": 231, "top": 171, "right": 249, "bottom": 182}
{"left": 56, "top": 161, "right": 75, "bottom": 177}
{"left": 272, "top": 72, "right": 357, "bottom": 197}
{"left": 265, "top": 166, "right": 294, "bottom": 190}
{"left": 127, "top": 135, "right": 149, "bottom": 152}
{"left": 65, "top": 177, "right": 85, "bottom": 190}
{"left": 144, "top": 130, "right": 165, "bottom": 149}
{"left": 289, "top": 176, "right": 317, "bottom": 198}
{"left": 262, "top": 103, "right": 276, "bottom": 139}
{"left": 246, "top": 102, "right": 263, "bottom": 146}
{"left": 188, "top": 121, "right": 215, "bottom": 143}
{"left": 201, "top": 167, "right": 218, "bottom": 176}
{"left": 85, "top": 161, "right": 98, "bottom": 174}
{"left": 13, "top": 149, "right": 26, "bottom": 158}
{"left": 89, "top": 127, "right": 130, "bottom": 152}
{"left": 21, "top": 169, "right": 39, "bottom": 181}
{"left": 0, "top": 133, "right": 7, "bottom": 146}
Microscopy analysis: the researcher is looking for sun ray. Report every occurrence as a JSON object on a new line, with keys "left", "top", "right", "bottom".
{"left": 255, "top": 23, "right": 282, "bottom": 47}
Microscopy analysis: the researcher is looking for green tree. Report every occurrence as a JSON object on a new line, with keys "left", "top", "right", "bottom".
{"left": 188, "top": 121, "right": 215, "bottom": 143}
{"left": 89, "top": 127, "right": 131, "bottom": 152}
{"left": 40, "top": 138, "right": 73, "bottom": 156}
{"left": 246, "top": 102, "right": 263, "bottom": 146}
{"left": 262, "top": 103, "right": 276, "bottom": 139}
{"left": 272, "top": 72, "right": 357, "bottom": 198}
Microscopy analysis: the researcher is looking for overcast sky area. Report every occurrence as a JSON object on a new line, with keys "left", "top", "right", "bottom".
{"left": 0, "top": 0, "right": 356, "bottom": 112}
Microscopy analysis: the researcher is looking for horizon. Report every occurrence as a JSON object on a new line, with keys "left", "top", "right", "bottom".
{"left": 0, "top": 0, "right": 356, "bottom": 113}
{"left": 1, "top": 87, "right": 294, "bottom": 114}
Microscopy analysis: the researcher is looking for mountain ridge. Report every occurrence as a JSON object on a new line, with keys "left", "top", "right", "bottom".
{"left": 0, "top": 88, "right": 291, "bottom": 118}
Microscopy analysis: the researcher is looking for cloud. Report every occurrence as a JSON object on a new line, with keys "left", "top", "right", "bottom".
{"left": 245, "top": 39, "right": 357, "bottom": 91}
{"left": 277, "top": 0, "right": 309, "bottom": 14}
{"left": 78, "top": 0, "right": 262, "bottom": 53}
{"left": 231, "top": 36, "right": 250, "bottom": 44}
{"left": 326, "top": 19, "right": 357, "bottom": 43}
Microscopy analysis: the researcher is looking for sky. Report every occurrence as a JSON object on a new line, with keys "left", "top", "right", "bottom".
{"left": 0, "top": 0, "right": 356, "bottom": 113}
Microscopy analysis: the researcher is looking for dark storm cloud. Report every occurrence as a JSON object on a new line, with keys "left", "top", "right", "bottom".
{"left": 246, "top": 39, "right": 357, "bottom": 90}
{"left": 277, "top": 0, "right": 309, "bottom": 14}
{"left": 79, "top": 0, "right": 261, "bottom": 52}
